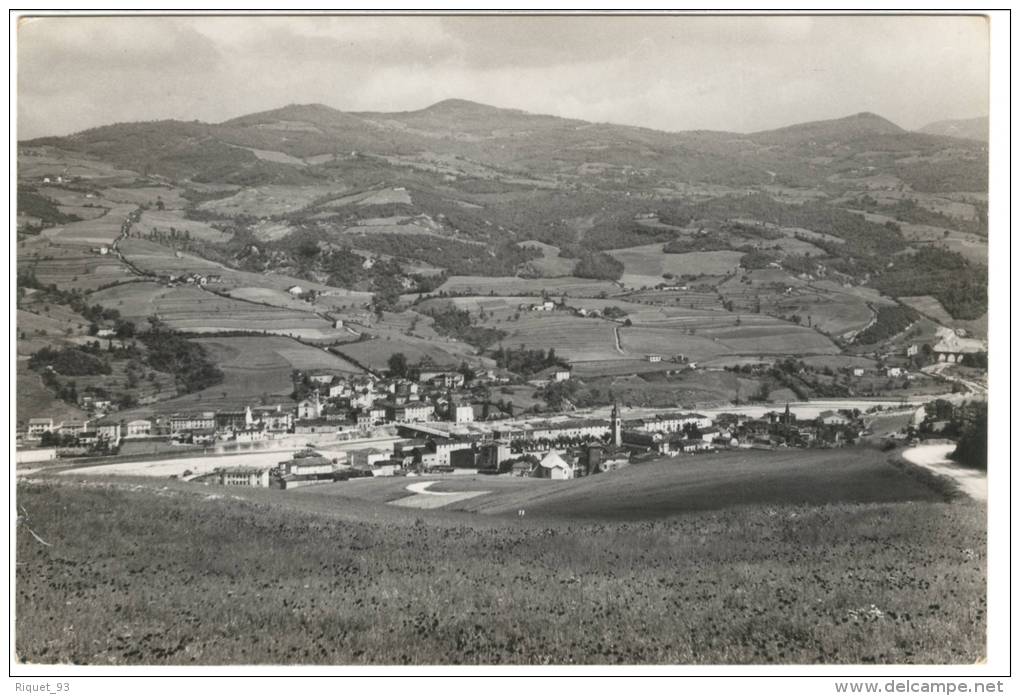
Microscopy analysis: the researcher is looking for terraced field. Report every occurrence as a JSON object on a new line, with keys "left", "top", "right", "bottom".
{"left": 90, "top": 282, "right": 346, "bottom": 340}
{"left": 42, "top": 203, "right": 136, "bottom": 246}
{"left": 495, "top": 314, "right": 624, "bottom": 362}
{"left": 19, "top": 244, "right": 135, "bottom": 291}
{"left": 434, "top": 275, "right": 621, "bottom": 298}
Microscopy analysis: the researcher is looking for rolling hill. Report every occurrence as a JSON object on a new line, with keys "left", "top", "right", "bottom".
{"left": 917, "top": 116, "right": 989, "bottom": 142}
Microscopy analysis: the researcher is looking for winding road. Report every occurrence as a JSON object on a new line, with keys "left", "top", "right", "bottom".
{"left": 902, "top": 443, "right": 987, "bottom": 501}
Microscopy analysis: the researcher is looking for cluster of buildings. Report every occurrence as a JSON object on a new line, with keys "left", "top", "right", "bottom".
{"left": 16, "top": 366, "right": 515, "bottom": 456}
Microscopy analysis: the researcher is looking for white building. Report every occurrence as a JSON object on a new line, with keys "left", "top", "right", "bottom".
{"left": 537, "top": 451, "right": 573, "bottom": 480}
{"left": 217, "top": 466, "right": 271, "bottom": 488}
{"left": 27, "top": 418, "right": 54, "bottom": 438}
{"left": 452, "top": 404, "right": 475, "bottom": 423}
{"left": 125, "top": 419, "right": 152, "bottom": 438}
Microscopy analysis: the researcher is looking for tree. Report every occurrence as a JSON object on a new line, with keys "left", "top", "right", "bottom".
{"left": 388, "top": 352, "right": 408, "bottom": 378}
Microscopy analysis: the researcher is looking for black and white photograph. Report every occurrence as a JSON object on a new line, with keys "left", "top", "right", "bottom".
{"left": 10, "top": 9, "right": 1008, "bottom": 684}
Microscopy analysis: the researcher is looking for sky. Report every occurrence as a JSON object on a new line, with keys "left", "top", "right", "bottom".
{"left": 16, "top": 14, "right": 989, "bottom": 140}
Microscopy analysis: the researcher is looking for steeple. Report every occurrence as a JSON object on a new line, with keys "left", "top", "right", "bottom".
{"left": 611, "top": 402, "right": 622, "bottom": 447}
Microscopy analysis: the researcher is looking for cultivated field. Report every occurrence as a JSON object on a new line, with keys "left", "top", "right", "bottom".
{"left": 42, "top": 204, "right": 136, "bottom": 246}
{"left": 90, "top": 282, "right": 347, "bottom": 340}
{"left": 19, "top": 243, "right": 135, "bottom": 291}
{"left": 608, "top": 244, "right": 743, "bottom": 288}
{"left": 434, "top": 275, "right": 621, "bottom": 298}
{"left": 198, "top": 185, "right": 348, "bottom": 218}
{"left": 334, "top": 337, "right": 478, "bottom": 372}
{"left": 137, "top": 210, "right": 232, "bottom": 243}
{"left": 15, "top": 449, "right": 985, "bottom": 664}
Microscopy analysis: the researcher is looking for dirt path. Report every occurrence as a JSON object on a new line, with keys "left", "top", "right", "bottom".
{"left": 389, "top": 480, "right": 490, "bottom": 509}
{"left": 613, "top": 326, "right": 625, "bottom": 354}
{"left": 903, "top": 443, "right": 987, "bottom": 501}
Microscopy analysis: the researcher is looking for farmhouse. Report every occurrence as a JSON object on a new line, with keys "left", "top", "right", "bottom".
{"left": 287, "top": 285, "right": 304, "bottom": 296}
{"left": 645, "top": 354, "right": 662, "bottom": 363}
{"left": 886, "top": 367, "right": 905, "bottom": 378}
{"left": 852, "top": 368, "right": 865, "bottom": 377}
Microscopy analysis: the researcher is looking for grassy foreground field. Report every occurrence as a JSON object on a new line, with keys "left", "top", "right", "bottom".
{"left": 16, "top": 447, "right": 985, "bottom": 665}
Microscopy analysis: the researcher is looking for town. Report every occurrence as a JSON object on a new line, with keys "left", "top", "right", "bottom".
{"left": 18, "top": 351, "right": 891, "bottom": 487}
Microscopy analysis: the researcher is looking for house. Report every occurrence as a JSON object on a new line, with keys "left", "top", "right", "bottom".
{"left": 451, "top": 404, "right": 474, "bottom": 423}
{"left": 27, "top": 418, "right": 54, "bottom": 438}
{"left": 852, "top": 367, "right": 865, "bottom": 377}
{"left": 886, "top": 367, "right": 905, "bottom": 378}
{"left": 328, "top": 382, "right": 349, "bottom": 399}
{"left": 277, "top": 452, "right": 336, "bottom": 477}
{"left": 294, "top": 420, "right": 338, "bottom": 435}
{"left": 59, "top": 419, "right": 90, "bottom": 437}
{"left": 333, "top": 318, "right": 344, "bottom": 329}
{"left": 427, "top": 438, "right": 477, "bottom": 467}
{"left": 216, "top": 466, "right": 272, "bottom": 488}
{"left": 97, "top": 423, "right": 121, "bottom": 446}
{"left": 536, "top": 451, "right": 574, "bottom": 480}
{"left": 645, "top": 354, "right": 662, "bottom": 363}
{"left": 381, "top": 400, "right": 433, "bottom": 423}
{"left": 125, "top": 419, "right": 152, "bottom": 438}
{"left": 818, "top": 410, "right": 851, "bottom": 426}
{"left": 96, "top": 328, "right": 116, "bottom": 338}
{"left": 296, "top": 392, "right": 323, "bottom": 420}
{"left": 308, "top": 374, "right": 334, "bottom": 385}
{"left": 349, "top": 448, "right": 391, "bottom": 469}
{"left": 906, "top": 344, "right": 920, "bottom": 357}
{"left": 530, "top": 301, "right": 555, "bottom": 312}
{"left": 511, "top": 460, "right": 535, "bottom": 477}
{"left": 287, "top": 285, "right": 304, "bottom": 296}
